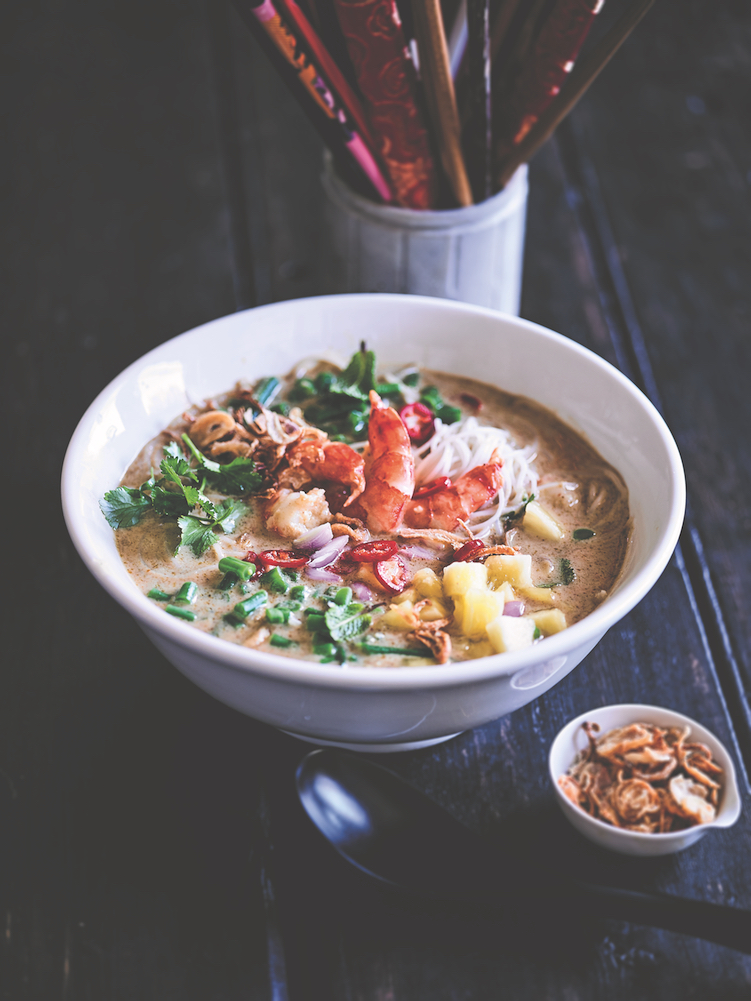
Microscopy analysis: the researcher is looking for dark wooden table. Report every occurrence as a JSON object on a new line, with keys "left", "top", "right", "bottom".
{"left": 3, "top": 1, "right": 751, "bottom": 997}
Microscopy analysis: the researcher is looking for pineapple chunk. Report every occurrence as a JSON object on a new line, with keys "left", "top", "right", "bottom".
{"left": 518, "top": 584, "right": 556, "bottom": 605}
{"left": 485, "top": 554, "right": 533, "bottom": 589}
{"left": 381, "top": 601, "right": 420, "bottom": 631}
{"left": 531, "top": 609, "right": 567, "bottom": 635}
{"left": 413, "top": 567, "right": 444, "bottom": 601}
{"left": 454, "top": 588, "right": 505, "bottom": 637}
{"left": 522, "top": 500, "right": 565, "bottom": 541}
{"left": 393, "top": 587, "right": 418, "bottom": 605}
{"left": 443, "top": 561, "right": 488, "bottom": 596}
{"left": 418, "top": 598, "right": 449, "bottom": 622}
{"left": 486, "top": 614, "right": 536, "bottom": 653}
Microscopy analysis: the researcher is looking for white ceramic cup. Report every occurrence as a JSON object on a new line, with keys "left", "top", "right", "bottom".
{"left": 321, "top": 156, "right": 528, "bottom": 314}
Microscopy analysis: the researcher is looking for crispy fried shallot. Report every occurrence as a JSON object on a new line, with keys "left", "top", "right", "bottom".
{"left": 409, "top": 620, "right": 453, "bottom": 664}
{"left": 560, "top": 720, "right": 723, "bottom": 832}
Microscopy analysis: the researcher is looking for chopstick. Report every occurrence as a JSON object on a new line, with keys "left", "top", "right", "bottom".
{"left": 411, "top": 0, "right": 474, "bottom": 207}
{"left": 493, "top": 0, "right": 604, "bottom": 166}
{"left": 465, "top": 0, "right": 492, "bottom": 200}
{"left": 495, "top": 0, "right": 658, "bottom": 189}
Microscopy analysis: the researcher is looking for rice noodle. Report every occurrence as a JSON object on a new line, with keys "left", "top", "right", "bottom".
{"left": 413, "top": 416, "right": 539, "bottom": 538}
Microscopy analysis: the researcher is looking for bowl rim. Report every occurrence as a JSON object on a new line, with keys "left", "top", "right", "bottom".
{"left": 62, "top": 293, "right": 686, "bottom": 691}
{"left": 548, "top": 702, "right": 742, "bottom": 841}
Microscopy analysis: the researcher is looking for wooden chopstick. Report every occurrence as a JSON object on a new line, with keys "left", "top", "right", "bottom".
{"left": 412, "top": 0, "right": 474, "bottom": 206}
{"left": 495, "top": 0, "right": 658, "bottom": 189}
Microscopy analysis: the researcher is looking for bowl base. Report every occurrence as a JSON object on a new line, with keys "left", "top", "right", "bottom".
{"left": 279, "top": 729, "right": 462, "bottom": 753}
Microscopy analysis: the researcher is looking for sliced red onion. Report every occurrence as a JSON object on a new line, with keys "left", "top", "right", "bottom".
{"left": 307, "top": 535, "right": 350, "bottom": 569}
{"left": 305, "top": 566, "right": 343, "bottom": 584}
{"left": 350, "top": 581, "right": 374, "bottom": 603}
{"left": 399, "top": 545, "right": 436, "bottom": 561}
{"left": 503, "top": 600, "right": 525, "bottom": 617}
{"left": 294, "top": 523, "right": 334, "bottom": 552}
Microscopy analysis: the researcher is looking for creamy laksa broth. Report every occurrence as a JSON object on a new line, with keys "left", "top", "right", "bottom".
{"left": 101, "top": 348, "right": 630, "bottom": 666}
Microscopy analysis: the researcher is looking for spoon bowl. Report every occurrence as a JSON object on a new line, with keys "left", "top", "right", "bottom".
{"left": 296, "top": 748, "right": 751, "bottom": 953}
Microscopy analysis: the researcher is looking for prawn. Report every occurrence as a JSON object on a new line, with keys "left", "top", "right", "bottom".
{"left": 350, "top": 391, "right": 415, "bottom": 533}
{"left": 402, "top": 450, "right": 503, "bottom": 531}
{"left": 277, "top": 437, "right": 365, "bottom": 506}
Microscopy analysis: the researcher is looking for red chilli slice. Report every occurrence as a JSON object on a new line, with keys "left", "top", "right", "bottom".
{"left": 350, "top": 540, "right": 399, "bottom": 563}
{"left": 259, "top": 549, "right": 309, "bottom": 569}
{"left": 413, "top": 476, "right": 452, "bottom": 498}
{"left": 399, "top": 402, "right": 435, "bottom": 447}
{"left": 452, "top": 539, "right": 485, "bottom": 562}
{"left": 374, "top": 554, "right": 408, "bottom": 593}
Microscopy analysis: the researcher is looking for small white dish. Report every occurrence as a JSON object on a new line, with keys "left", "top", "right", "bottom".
{"left": 549, "top": 703, "right": 742, "bottom": 856}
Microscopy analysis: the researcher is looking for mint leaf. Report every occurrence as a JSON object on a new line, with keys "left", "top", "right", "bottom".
{"left": 99, "top": 487, "right": 151, "bottom": 528}
{"left": 324, "top": 605, "right": 372, "bottom": 642}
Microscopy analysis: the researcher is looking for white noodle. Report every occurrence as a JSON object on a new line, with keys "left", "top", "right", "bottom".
{"left": 413, "top": 416, "right": 539, "bottom": 538}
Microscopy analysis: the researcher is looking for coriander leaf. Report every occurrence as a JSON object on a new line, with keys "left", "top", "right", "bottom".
{"left": 505, "top": 493, "right": 536, "bottom": 524}
{"left": 208, "top": 456, "right": 264, "bottom": 495}
{"left": 99, "top": 487, "right": 151, "bottom": 528}
{"left": 536, "top": 557, "right": 577, "bottom": 588}
{"left": 163, "top": 441, "right": 184, "bottom": 460}
{"left": 161, "top": 451, "right": 197, "bottom": 482}
{"left": 182, "top": 434, "right": 221, "bottom": 474}
{"left": 573, "top": 528, "right": 595, "bottom": 541}
{"left": 150, "top": 483, "right": 193, "bottom": 518}
{"left": 560, "top": 558, "right": 576, "bottom": 585}
{"left": 177, "top": 516, "right": 218, "bottom": 556}
{"left": 213, "top": 498, "right": 246, "bottom": 533}
{"left": 324, "top": 604, "right": 372, "bottom": 642}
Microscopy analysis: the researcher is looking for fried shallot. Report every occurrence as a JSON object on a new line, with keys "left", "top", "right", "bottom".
{"left": 560, "top": 720, "right": 723, "bottom": 832}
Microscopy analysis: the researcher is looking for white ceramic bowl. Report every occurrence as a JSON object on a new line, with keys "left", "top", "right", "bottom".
{"left": 549, "top": 703, "right": 742, "bottom": 855}
{"left": 62, "top": 294, "right": 685, "bottom": 751}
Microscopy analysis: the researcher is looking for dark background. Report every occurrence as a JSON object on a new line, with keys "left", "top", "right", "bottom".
{"left": 2, "top": 1, "right": 751, "bottom": 997}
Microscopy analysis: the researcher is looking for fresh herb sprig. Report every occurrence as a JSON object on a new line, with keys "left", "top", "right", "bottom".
{"left": 100, "top": 439, "right": 263, "bottom": 556}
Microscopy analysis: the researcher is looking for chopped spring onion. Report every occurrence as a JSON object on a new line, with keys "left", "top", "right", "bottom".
{"left": 270, "top": 634, "right": 297, "bottom": 648}
{"left": 174, "top": 582, "right": 198, "bottom": 605}
{"left": 166, "top": 605, "right": 196, "bottom": 621}
{"left": 218, "top": 557, "right": 256, "bottom": 581}
{"left": 147, "top": 588, "right": 171, "bottom": 601}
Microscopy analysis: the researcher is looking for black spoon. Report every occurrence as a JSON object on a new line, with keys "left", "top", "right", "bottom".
{"left": 296, "top": 748, "right": 751, "bottom": 954}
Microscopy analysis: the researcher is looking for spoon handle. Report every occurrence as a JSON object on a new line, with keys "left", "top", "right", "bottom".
{"left": 571, "top": 881, "right": 751, "bottom": 954}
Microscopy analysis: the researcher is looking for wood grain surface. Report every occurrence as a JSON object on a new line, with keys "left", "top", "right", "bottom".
{"left": 2, "top": 0, "right": 750, "bottom": 997}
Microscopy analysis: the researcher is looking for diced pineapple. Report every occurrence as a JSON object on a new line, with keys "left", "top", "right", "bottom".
{"left": 485, "top": 554, "right": 533, "bottom": 589}
{"left": 518, "top": 584, "right": 556, "bottom": 605}
{"left": 454, "top": 588, "right": 505, "bottom": 637}
{"left": 380, "top": 601, "right": 420, "bottom": 630}
{"left": 412, "top": 567, "right": 444, "bottom": 601}
{"left": 494, "top": 581, "right": 516, "bottom": 603}
{"left": 522, "top": 500, "right": 565, "bottom": 541}
{"left": 418, "top": 599, "right": 449, "bottom": 622}
{"left": 443, "top": 561, "right": 488, "bottom": 596}
{"left": 393, "top": 587, "right": 418, "bottom": 605}
{"left": 531, "top": 609, "right": 567, "bottom": 635}
{"left": 486, "top": 614, "right": 536, "bottom": 653}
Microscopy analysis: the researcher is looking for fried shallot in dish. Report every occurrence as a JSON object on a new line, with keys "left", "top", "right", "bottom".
{"left": 559, "top": 721, "right": 723, "bottom": 832}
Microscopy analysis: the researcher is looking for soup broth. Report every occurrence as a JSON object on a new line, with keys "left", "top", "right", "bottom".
{"left": 105, "top": 360, "right": 630, "bottom": 667}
